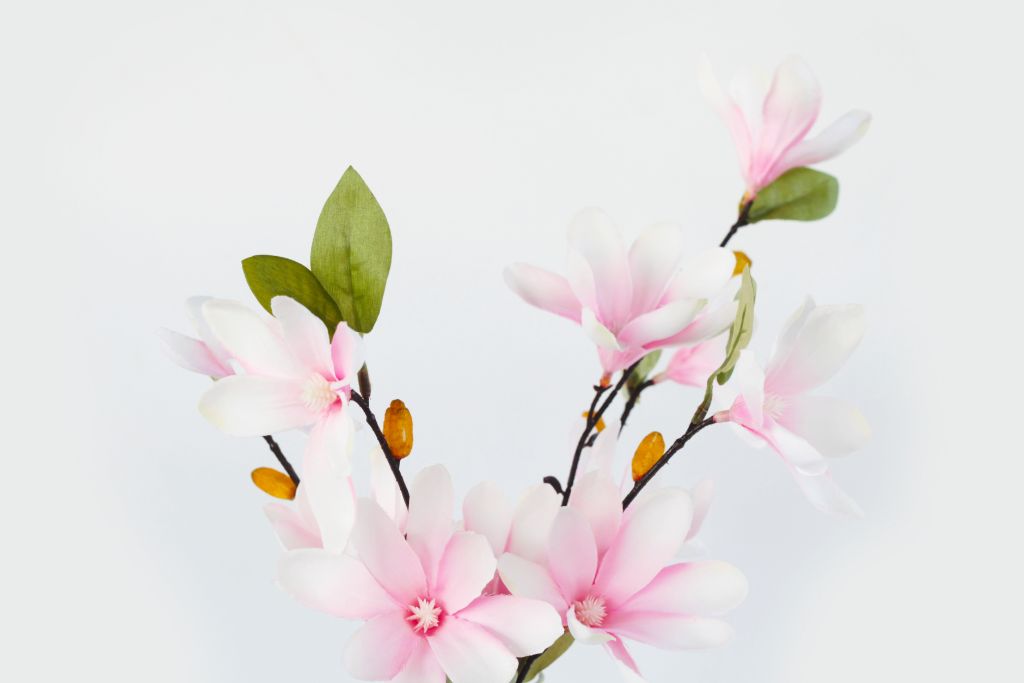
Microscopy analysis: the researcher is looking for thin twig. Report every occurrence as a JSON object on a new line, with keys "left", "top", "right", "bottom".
{"left": 562, "top": 361, "right": 641, "bottom": 505}
{"left": 618, "top": 378, "right": 655, "bottom": 433}
{"left": 542, "top": 476, "right": 564, "bottom": 495}
{"left": 622, "top": 416, "right": 716, "bottom": 508}
{"left": 719, "top": 199, "right": 754, "bottom": 248}
{"left": 350, "top": 390, "right": 411, "bottom": 506}
{"left": 262, "top": 435, "right": 300, "bottom": 485}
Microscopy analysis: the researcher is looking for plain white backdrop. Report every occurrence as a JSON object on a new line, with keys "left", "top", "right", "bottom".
{"left": 3, "top": 1, "right": 1022, "bottom": 681}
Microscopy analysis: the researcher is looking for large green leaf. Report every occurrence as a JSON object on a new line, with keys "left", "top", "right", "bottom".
{"left": 242, "top": 255, "right": 343, "bottom": 334}
{"left": 524, "top": 632, "right": 574, "bottom": 681}
{"left": 748, "top": 167, "right": 838, "bottom": 223}
{"left": 692, "top": 266, "right": 756, "bottom": 424}
{"left": 310, "top": 167, "right": 392, "bottom": 333}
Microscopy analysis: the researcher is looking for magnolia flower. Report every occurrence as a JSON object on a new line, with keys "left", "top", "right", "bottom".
{"left": 699, "top": 55, "right": 871, "bottom": 196}
{"left": 724, "top": 298, "right": 870, "bottom": 516}
{"left": 656, "top": 334, "right": 728, "bottom": 388}
{"left": 278, "top": 465, "right": 564, "bottom": 683}
{"left": 197, "top": 296, "right": 361, "bottom": 472}
{"left": 505, "top": 208, "right": 737, "bottom": 375}
{"left": 498, "top": 471, "right": 747, "bottom": 676}
{"left": 159, "top": 296, "right": 234, "bottom": 378}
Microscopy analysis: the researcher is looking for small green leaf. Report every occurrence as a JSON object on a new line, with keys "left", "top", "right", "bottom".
{"left": 524, "top": 632, "right": 574, "bottom": 681}
{"left": 692, "top": 267, "right": 756, "bottom": 425}
{"left": 748, "top": 167, "right": 838, "bottom": 223}
{"left": 627, "top": 350, "right": 662, "bottom": 391}
{"left": 242, "top": 255, "right": 343, "bottom": 333}
{"left": 310, "top": 167, "right": 392, "bottom": 333}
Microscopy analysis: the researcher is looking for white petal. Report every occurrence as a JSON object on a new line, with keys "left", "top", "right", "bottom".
{"left": 792, "top": 467, "right": 864, "bottom": 518}
{"left": 755, "top": 56, "right": 822, "bottom": 168}
{"left": 405, "top": 464, "right": 455, "bottom": 586}
{"left": 370, "top": 445, "right": 407, "bottom": 530}
{"left": 343, "top": 612, "right": 419, "bottom": 680}
{"left": 766, "top": 301, "right": 866, "bottom": 395}
{"left": 568, "top": 471, "right": 623, "bottom": 556}
{"left": 185, "top": 295, "right": 231, "bottom": 363}
{"left": 616, "top": 300, "right": 702, "bottom": 349}
{"left": 666, "top": 248, "right": 735, "bottom": 300}
{"left": 628, "top": 223, "right": 685, "bottom": 312}
{"left": 264, "top": 503, "right": 320, "bottom": 550}
{"left": 504, "top": 264, "right": 582, "bottom": 322}
{"left": 778, "top": 395, "right": 871, "bottom": 457}
{"left": 391, "top": 639, "right": 446, "bottom": 683}
{"left": 305, "top": 407, "right": 354, "bottom": 477}
{"left": 463, "top": 481, "right": 513, "bottom": 556}
{"left": 761, "top": 421, "right": 828, "bottom": 475}
{"left": 686, "top": 480, "right": 714, "bottom": 542}
{"left": 780, "top": 109, "right": 872, "bottom": 169}
{"left": 157, "top": 328, "right": 232, "bottom": 378}
{"left": 582, "top": 308, "right": 622, "bottom": 351}
{"left": 201, "top": 299, "right": 301, "bottom": 377}
{"left": 271, "top": 296, "right": 333, "bottom": 379}
{"left": 198, "top": 375, "right": 312, "bottom": 436}
{"left": 497, "top": 554, "right": 568, "bottom": 614}
{"left": 456, "top": 595, "right": 564, "bottom": 657}
{"left": 656, "top": 299, "right": 738, "bottom": 347}
{"left": 427, "top": 617, "right": 518, "bottom": 683}
{"left": 568, "top": 208, "right": 633, "bottom": 330}
{"left": 731, "top": 350, "right": 765, "bottom": 428}
{"left": 567, "top": 606, "right": 613, "bottom": 644}
{"left": 302, "top": 436, "right": 356, "bottom": 553}
{"left": 277, "top": 549, "right": 396, "bottom": 619}
{"left": 507, "top": 484, "right": 561, "bottom": 564}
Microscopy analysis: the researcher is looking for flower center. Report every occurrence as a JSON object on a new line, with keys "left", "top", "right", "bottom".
{"left": 406, "top": 597, "right": 444, "bottom": 634}
{"left": 301, "top": 374, "right": 339, "bottom": 413}
{"left": 572, "top": 594, "right": 607, "bottom": 628}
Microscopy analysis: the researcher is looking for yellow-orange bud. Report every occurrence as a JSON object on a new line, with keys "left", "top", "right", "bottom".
{"left": 732, "top": 250, "right": 752, "bottom": 277}
{"left": 251, "top": 467, "right": 297, "bottom": 500}
{"left": 581, "top": 411, "right": 606, "bottom": 433}
{"left": 632, "top": 431, "right": 665, "bottom": 482}
{"left": 383, "top": 399, "right": 414, "bottom": 459}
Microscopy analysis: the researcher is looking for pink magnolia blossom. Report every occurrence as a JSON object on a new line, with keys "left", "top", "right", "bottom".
{"left": 197, "top": 296, "right": 361, "bottom": 472}
{"left": 278, "top": 465, "right": 564, "bottom": 683}
{"left": 159, "top": 296, "right": 234, "bottom": 378}
{"left": 724, "top": 298, "right": 871, "bottom": 516}
{"left": 699, "top": 55, "right": 871, "bottom": 196}
{"left": 498, "top": 471, "right": 747, "bottom": 676}
{"left": 656, "top": 334, "right": 728, "bottom": 388}
{"left": 504, "top": 208, "right": 738, "bottom": 375}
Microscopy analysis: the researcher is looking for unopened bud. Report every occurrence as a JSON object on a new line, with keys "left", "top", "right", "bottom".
{"left": 631, "top": 431, "right": 665, "bottom": 482}
{"left": 383, "top": 399, "right": 414, "bottom": 459}
{"left": 732, "top": 250, "right": 752, "bottom": 277}
{"left": 581, "top": 411, "right": 606, "bottom": 433}
{"left": 251, "top": 467, "right": 297, "bottom": 500}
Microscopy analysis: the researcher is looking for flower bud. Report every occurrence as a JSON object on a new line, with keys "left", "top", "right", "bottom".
{"left": 581, "top": 411, "right": 606, "bottom": 433}
{"left": 631, "top": 431, "right": 665, "bottom": 482}
{"left": 383, "top": 399, "right": 414, "bottom": 459}
{"left": 251, "top": 467, "right": 297, "bottom": 500}
{"left": 732, "top": 250, "right": 752, "bottom": 276}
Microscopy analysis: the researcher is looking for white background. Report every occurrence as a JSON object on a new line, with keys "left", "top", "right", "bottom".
{"left": 3, "top": 1, "right": 1022, "bottom": 681}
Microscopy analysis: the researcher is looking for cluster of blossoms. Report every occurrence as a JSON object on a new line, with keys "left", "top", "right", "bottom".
{"left": 163, "top": 55, "right": 870, "bottom": 682}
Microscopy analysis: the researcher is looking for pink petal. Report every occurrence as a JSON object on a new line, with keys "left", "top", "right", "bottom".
{"left": 434, "top": 532, "right": 496, "bottom": 613}
{"left": 777, "top": 395, "right": 871, "bottom": 457}
{"left": 653, "top": 299, "right": 737, "bottom": 348}
{"left": 343, "top": 612, "right": 419, "bottom": 680}
{"left": 618, "top": 560, "right": 748, "bottom": 617}
{"left": 277, "top": 549, "right": 397, "bottom": 619}
{"left": 198, "top": 375, "right": 312, "bottom": 436}
{"left": 185, "top": 295, "right": 231, "bottom": 363}
{"left": 427, "top": 617, "right": 518, "bottom": 683}
{"left": 765, "top": 301, "right": 866, "bottom": 395}
{"left": 548, "top": 508, "right": 598, "bottom": 602}
{"left": 392, "top": 639, "right": 446, "bottom": 683}
{"left": 201, "top": 299, "right": 301, "bottom": 377}
{"left": 779, "top": 109, "right": 871, "bottom": 170}
{"left": 351, "top": 499, "right": 427, "bottom": 604}
{"left": 616, "top": 300, "right": 701, "bottom": 349}
{"left": 750, "top": 56, "right": 822, "bottom": 190}
{"left": 263, "top": 503, "right": 320, "bottom": 550}
{"left": 627, "top": 223, "right": 685, "bottom": 312}
{"left": 663, "top": 336, "right": 727, "bottom": 388}
{"left": 158, "top": 328, "right": 233, "bottom": 378}
{"left": 603, "top": 611, "right": 734, "bottom": 649}
{"left": 497, "top": 554, "right": 568, "bottom": 614}
{"left": 305, "top": 406, "right": 354, "bottom": 477}
{"left": 456, "top": 595, "right": 564, "bottom": 657}
{"left": 503, "top": 264, "right": 583, "bottom": 323}
{"left": 605, "top": 635, "right": 642, "bottom": 676}
{"left": 301, "top": 437, "right": 356, "bottom": 553}
{"left": 568, "top": 471, "right": 622, "bottom": 557}
{"left": 568, "top": 208, "right": 633, "bottom": 331}
{"left": 686, "top": 480, "right": 714, "bottom": 542}
{"left": 594, "top": 488, "right": 692, "bottom": 605}
{"left": 698, "top": 54, "right": 753, "bottom": 183}
{"left": 759, "top": 421, "right": 828, "bottom": 476}
{"left": 270, "top": 296, "right": 333, "bottom": 379}
{"left": 462, "top": 481, "right": 513, "bottom": 556}
{"left": 330, "top": 321, "right": 363, "bottom": 383}
{"left": 506, "top": 484, "right": 560, "bottom": 564}
{"left": 405, "top": 465, "right": 455, "bottom": 587}
{"left": 731, "top": 350, "right": 765, "bottom": 429}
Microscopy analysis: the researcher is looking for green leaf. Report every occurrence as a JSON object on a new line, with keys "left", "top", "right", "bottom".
{"left": 310, "top": 166, "right": 392, "bottom": 333}
{"left": 691, "top": 267, "right": 756, "bottom": 425}
{"left": 524, "top": 632, "right": 574, "bottom": 681}
{"left": 627, "top": 350, "right": 662, "bottom": 391}
{"left": 748, "top": 167, "right": 838, "bottom": 223}
{"left": 242, "top": 255, "right": 343, "bottom": 334}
